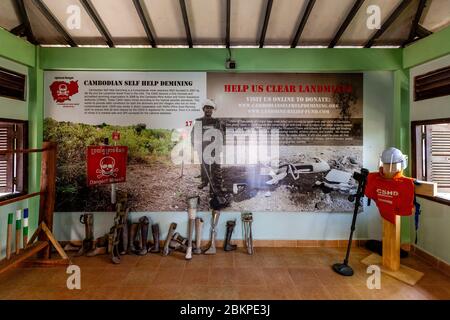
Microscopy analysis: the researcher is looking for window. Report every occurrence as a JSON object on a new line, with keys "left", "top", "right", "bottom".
{"left": 0, "top": 67, "right": 26, "bottom": 101}
{"left": 0, "top": 119, "right": 28, "bottom": 200}
{"left": 412, "top": 118, "right": 450, "bottom": 204}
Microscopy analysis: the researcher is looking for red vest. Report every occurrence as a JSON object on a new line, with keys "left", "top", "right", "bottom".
{"left": 364, "top": 169, "right": 415, "bottom": 224}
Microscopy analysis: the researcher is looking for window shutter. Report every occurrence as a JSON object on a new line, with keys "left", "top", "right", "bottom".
{"left": 414, "top": 66, "right": 450, "bottom": 101}
{"left": 430, "top": 124, "right": 450, "bottom": 193}
{"left": 0, "top": 67, "right": 26, "bottom": 100}
{"left": 0, "top": 124, "right": 14, "bottom": 193}
{"left": 14, "top": 123, "right": 27, "bottom": 193}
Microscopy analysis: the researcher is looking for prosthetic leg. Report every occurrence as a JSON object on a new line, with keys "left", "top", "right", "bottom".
{"left": 224, "top": 220, "right": 237, "bottom": 251}
{"left": 171, "top": 233, "right": 188, "bottom": 253}
{"left": 169, "top": 239, "right": 187, "bottom": 252}
{"left": 128, "top": 223, "right": 140, "bottom": 254}
{"left": 148, "top": 223, "right": 161, "bottom": 253}
{"left": 193, "top": 217, "right": 204, "bottom": 254}
{"left": 137, "top": 216, "right": 149, "bottom": 255}
{"left": 86, "top": 236, "right": 107, "bottom": 257}
{"left": 204, "top": 210, "right": 220, "bottom": 255}
{"left": 186, "top": 196, "right": 200, "bottom": 260}
{"left": 108, "top": 202, "right": 129, "bottom": 263}
{"left": 162, "top": 223, "right": 177, "bottom": 256}
{"left": 242, "top": 212, "right": 254, "bottom": 255}
{"left": 119, "top": 208, "right": 129, "bottom": 255}
{"left": 75, "top": 213, "right": 94, "bottom": 257}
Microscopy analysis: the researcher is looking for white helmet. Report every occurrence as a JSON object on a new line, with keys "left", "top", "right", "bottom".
{"left": 202, "top": 98, "right": 216, "bottom": 110}
{"left": 380, "top": 147, "right": 408, "bottom": 170}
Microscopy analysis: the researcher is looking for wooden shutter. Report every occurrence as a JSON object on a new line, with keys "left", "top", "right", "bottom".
{"left": 0, "top": 124, "right": 14, "bottom": 193}
{"left": 14, "top": 122, "right": 27, "bottom": 193}
{"left": 414, "top": 66, "right": 450, "bottom": 101}
{"left": 430, "top": 123, "right": 450, "bottom": 193}
{"left": 0, "top": 67, "right": 26, "bottom": 101}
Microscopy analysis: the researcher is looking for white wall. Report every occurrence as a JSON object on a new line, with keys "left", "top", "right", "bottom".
{"left": 410, "top": 54, "right": 450, "bottom": 264}
{"left": 413, "top": 198, "right": 450, "bottom": 263}
{"left": 53, "top": 72, "right": 394, "bottom": 242}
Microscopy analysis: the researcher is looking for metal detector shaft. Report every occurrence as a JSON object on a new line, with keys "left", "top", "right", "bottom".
{"left": 343, "top": 168, "right": 369, "bottom": 265}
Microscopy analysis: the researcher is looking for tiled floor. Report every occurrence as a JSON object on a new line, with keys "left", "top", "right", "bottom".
{"left": 0, "top": 247, "right": 449, "bottom": 300}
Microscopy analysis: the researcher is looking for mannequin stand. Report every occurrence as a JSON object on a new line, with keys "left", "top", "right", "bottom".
{"left": 362, "top": 216, "right": 424, "bottom": 286}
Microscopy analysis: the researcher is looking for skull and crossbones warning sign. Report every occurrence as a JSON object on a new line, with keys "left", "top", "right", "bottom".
{"left": 96, "top": 156, "right": 119, "bottom": 179}
{"left": 87, "top": 146, "right": 128, "bottom": 186}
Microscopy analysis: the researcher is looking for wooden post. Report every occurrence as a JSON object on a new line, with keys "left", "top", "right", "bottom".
{"left": 382, "top": 215, "right": 401, "bottom": 271}
{"left": 15, "top": 209, "right": 21, "bottom": 254}
{"left": 6, "top": 213, "right": 13, "bottom": 260}
{"left": 38, "top": 141, "right": 57, "bottom": 259}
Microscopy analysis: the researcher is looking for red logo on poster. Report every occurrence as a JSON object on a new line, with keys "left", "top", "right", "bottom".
{"left": 49, "top": 80, "right": 79, "bottom": 103}
{"left": 112, "top": 131, "right": 120, "bottom": 141}
{"left": 86, "top": 146, "right": 128, "bottom": 186}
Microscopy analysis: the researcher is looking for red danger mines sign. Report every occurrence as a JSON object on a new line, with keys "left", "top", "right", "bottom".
{"left": 87, "top": 146, "right": 128, "bottom": 186}
{"left": 112, "top": 131, "right": 120, "bottom": 141}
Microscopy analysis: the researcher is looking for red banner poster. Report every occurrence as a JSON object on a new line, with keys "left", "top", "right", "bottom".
{"left": 86, "top": 146, "right": 128, "bottom": 186}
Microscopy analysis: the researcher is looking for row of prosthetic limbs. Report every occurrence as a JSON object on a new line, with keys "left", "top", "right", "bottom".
{"left": 162, "top": 197, "right": 254, "bottom": 258}
{"left": 162, "top": 210, "right": 236, "bottom": 258}
{"left": 65, "top": 203, "right": 162, "bottom": 264}
{"left": 65, "top": 196, "right": 254, "bottom": 261}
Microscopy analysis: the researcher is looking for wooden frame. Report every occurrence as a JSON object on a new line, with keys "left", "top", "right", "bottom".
{"left": 411, "top": 117, "right": 450, "bottom": 206}
{"left": 0, "top": 141, "right": 70, "bottom": 274}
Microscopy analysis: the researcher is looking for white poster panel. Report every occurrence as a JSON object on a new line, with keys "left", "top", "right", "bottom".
{"left": 44, "top": 71, "right": 206, "bottom": 129}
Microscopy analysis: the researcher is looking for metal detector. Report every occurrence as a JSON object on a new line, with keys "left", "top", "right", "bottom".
{"left": 332, "top": 168, "right": 369, "bottom": 276}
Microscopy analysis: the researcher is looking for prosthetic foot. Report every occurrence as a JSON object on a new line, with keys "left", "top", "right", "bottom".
{"left": 86, "top": 235, "right": 108, "bottom": 257}
{"left": 64, "top": 242, "right": 81, "bottom": 252}
{"left": 224, "top": 220, "right": 237, "bottom": 251}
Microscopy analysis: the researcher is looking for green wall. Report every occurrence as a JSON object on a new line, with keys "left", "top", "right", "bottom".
{"left": 40, "top": 47, "right": 402, "bottom": 71}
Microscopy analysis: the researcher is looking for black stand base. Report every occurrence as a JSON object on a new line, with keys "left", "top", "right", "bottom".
{"left": 332, "top": 263, "right": 354, "bottom": 276}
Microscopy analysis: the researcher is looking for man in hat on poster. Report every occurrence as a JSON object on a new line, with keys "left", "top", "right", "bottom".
{"left": 191, "top": 99, "right": 225, "bottom": 192}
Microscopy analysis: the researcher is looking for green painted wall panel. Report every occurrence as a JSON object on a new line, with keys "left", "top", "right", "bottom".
{"left": 27, "top": 47, "right": 44, "bottom": 237}
{"left": 0, "top": 28, "right": 35, "bottom": 67}
{"left": 403, "top": 26, "right": 450, "bottom": 69}
{"left": 40, "top": 47, "right": 402, "bottom": 71}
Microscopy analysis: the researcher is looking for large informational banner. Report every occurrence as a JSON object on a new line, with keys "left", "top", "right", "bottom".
{"left": 44, "top": 71, "right": 363, "bottom": 213}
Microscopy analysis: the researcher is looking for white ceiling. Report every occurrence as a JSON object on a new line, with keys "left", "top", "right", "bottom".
{"left": 0, "top": 0, "right": 448, "bottom": 47}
